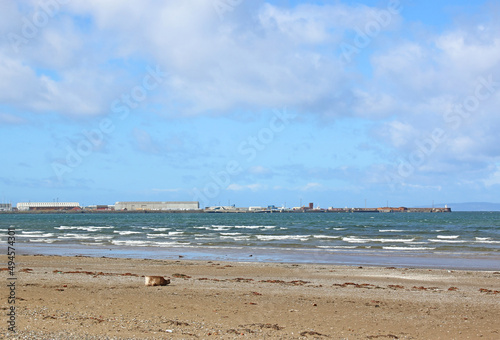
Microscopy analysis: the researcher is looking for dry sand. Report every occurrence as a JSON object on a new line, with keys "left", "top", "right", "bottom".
{"left": 1, "top": 255, "right": 500, "bottom": 339}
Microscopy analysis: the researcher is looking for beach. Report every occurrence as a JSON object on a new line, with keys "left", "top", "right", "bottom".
{"left": 2, "top": 255, "right": 499, "bottom": 339}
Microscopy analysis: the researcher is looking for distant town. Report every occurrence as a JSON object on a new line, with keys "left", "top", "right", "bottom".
{"left": 0, "top": 201, "right": 452, "bottom": 213}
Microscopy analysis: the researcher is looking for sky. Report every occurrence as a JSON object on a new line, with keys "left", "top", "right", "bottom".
{"left": 1, "top": 0, "right": 500, "bottom": 209}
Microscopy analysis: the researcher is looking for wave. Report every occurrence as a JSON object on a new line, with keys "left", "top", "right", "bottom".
{"left": 17, "top": 233, "right": 54, "bottom": 238}
{"left": 194, "top": 225, "right": 232, "bottom": 231}
{"left": 476, "top": 237, "right": 491, "bottom": 241}
{"left": 220, "top": 235, "right": 251, "bottom": 241}
{"left": 256, "top": 235, "right": 310, "bottom": 241}
{"left": 475, "top": 239, "right": 500, "bottom": 244}
{"left": 111, "top": 240, "right": 151, "bottom": 246}
{"left": 428, "top": 239, "right": 467, "bottom": 243}
{"left": 57, "top": 234, "right": 96, "bottom": 240}
{"left": 382, "top": 246, "right": 435, "bottom": 250}
{"left": 143, "top": 227, "right": 171, "bottom": 232}
{"left": 56, "top": 226, "right": 114, "bottom": 232}
{"left": 147, "top": 233, "right": 172, "bottom": 238}
{"left": 379, "top": 229, "right": 403, "bottom": 232}
{"left": 113, "top": 231, "right": 141, "bottom": 235}
{"left": 343, "top": 236, "right": 415, "bottom": 243}
{"left": 28, "top": 238, "right": 56, "bottom": 243}
{"left": 437, "top": 235, "right": 460, "bottom": 239}
{"left": 313, "top": 235, "right": 342, "bottom": 239}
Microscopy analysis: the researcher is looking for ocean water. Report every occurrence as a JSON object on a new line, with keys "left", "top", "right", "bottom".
{"left": 2, "top": 212, "right": 500, "bottom": 269}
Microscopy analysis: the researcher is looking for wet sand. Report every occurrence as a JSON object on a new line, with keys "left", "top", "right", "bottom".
{"left": 2, "top": 255, "right": 500, "bottom": 339}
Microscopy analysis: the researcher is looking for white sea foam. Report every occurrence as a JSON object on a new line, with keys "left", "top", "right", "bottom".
{"left": 113, "top": 231, "right": 141, "bottom": 235}
{"left": 317, "top": 245, "right": 358, "bottom": 249}
{"left": 475, "top": 239, "right": 500, "bottom": 244}
{"left": 212, "top": 225, "right": 233, "bottom": 229}
{"left": 17, "top": 233, "right": 54, "bottom": 238}
{"left": 194, "top": 226, "right": 210, "bottom": 230}
{"left": 111, "top": 240, "right": 151, "bottom": 246}
{"left": 343, "top": 236, "right": 370, "bottom": 243}
{"left": 235, "top": 225, "right": 276, "bottom": 229}
{"left": 333, "top": 228, "right": 346, "bottom": 230}
{"left": 94, "top": 236, "right": 113, "bottom": 240}
{"left": 379, "top": 229, "right": 403, "bottom": 232}
{"left": 220, "top": 232, "right": 243, "bottom": 236}
{"left": 475, "top": 237, "right": 491, "bottom": 241}
{"left": 437, "top": 235, "right": 460, "bottom": 239}
{"left": 428, "top": 239, "right": 467, "bottom": 243}
{"left": 29, "top": 238, "right": 56, "bottom": 243}
{"left": 256, "top": 235, "right": 310, "bottom": 241}
{"left": 56, "top": 226, "right": 114, "bottom": 232}
{"left": 383, "top": 246, "right": 435, "bottom": 250}
{"left": 313, "top": 235, "right": 342, "bottom": 239}
{"left": 57, "top": 234, "right": 95, "bottom": 239}
{"left": 145, "top": 227, "right": 171, "bottom": 232}
{"left": 146, "top": 233, "right": 180, "bottom": 238}
{"left": 343, "top": 236, "right": 415, "bottom": 243}
{"left": 220, "top": 235, "right": 251, "bottom": 241}
{"left": 377, "top": 238, "right": 416, "bottom": 243}
{"left": 194, "top": 237, "right": 217, "bottom": 241}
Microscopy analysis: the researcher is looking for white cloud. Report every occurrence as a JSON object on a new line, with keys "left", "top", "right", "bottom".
{"left": 2, "top": 0, "right": 500, "bottom": 196}
{"left": 248, "top": 166, "right": 273, "bottom": 176}
{"left": 300, "top": 182, "right": 323, "bottom": 191}
{"left": 379, "top": 121, "right": 419, "bottom": 149}
{"left": 0, "top": 0, "right": 406, "bottom": 119}
{"left": 483, "top": 166, "right": 500, "bottom": 187}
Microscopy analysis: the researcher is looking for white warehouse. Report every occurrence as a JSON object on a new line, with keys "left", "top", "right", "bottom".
{"left": 114, "top": 201, "right": 199, "bottom": 211}
{"left": 17, "top": 202, "right": 81, "bottom": 211}
{"left": 0, "top": 203, "right": 12, "bottom": 211}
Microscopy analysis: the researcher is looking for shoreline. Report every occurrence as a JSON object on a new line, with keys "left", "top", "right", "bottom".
{"left": 17, "top": 242, "right": 500, "bottom": 271}
{"left": 2, "top": 254, "right": 499, "bottom": 339}
{"left": 0, "top": 207, "right": 452, "bottom": 214}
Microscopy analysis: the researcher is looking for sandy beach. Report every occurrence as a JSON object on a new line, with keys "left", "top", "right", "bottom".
{"left": 2, "top": 255, "right": 500, "bottom": 339}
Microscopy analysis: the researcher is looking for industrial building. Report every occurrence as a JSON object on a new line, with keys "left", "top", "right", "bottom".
{"left": 16, "top": 202, "right": 81, "bottom": 211}
{"left": 114, "top": 201, "right": 199, "bottom": 211}
{"left": 0, "top": 203, "right": 12, "bottom": 211}
{"left": 86, "top": 205, "right": 115, "bottom": 211}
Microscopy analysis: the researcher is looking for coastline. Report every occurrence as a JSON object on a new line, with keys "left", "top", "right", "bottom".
{"left": 17, "top": 242, "right": 500, "bottom": 271}
{"left": 2, "top": 254, "right": 499, "bottom": 339}
{"left": 1, "top": 207, "right": 452, "bottom": 214}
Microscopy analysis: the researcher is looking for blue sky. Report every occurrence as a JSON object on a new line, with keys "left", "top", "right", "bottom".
{"left": 1, "top": 0, "right": 500, "bottom": 208}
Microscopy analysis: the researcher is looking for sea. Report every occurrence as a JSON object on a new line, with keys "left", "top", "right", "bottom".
{"left": 2, "top": 212, "right": 500, "bottom": 270}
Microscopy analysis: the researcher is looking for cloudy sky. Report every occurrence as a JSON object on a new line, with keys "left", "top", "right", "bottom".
{"left": 1, "top": 0, "right": 499, "bottom": 208}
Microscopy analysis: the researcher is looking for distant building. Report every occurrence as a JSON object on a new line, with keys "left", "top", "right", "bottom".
{"left": 86, "top": 205, "right": 114, "bottom": 211}
{"left": 17, "top": 202, "right": 81, "bottom": 211}
{"left": 0, "top": 203, "right": 12, "bottom": 211}
{"left": 248, "top": 206, "right": 264, "bottom": 211}
{"left": 114, "top": 201, "right": 199, "bottom": 211}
